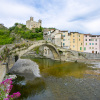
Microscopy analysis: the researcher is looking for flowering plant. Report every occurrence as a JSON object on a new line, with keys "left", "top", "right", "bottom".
{"left": 0, "top": 78, "right": 21, "bottom": 100}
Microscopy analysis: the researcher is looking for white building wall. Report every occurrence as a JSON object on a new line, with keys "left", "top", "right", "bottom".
{"left": 54, "top": 33, "right": 61, "bottom": 47}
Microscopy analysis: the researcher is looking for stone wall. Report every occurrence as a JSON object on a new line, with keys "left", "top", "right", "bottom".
{"left": 67, "top": 50, "right": 100, "bottom": 60}
{"left": 0, "top": 62, "right": 6, "bottom": 82}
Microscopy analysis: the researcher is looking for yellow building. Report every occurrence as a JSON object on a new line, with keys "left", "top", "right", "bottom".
{"left": 70, "top": 32, "right": 84, "bottom": 52}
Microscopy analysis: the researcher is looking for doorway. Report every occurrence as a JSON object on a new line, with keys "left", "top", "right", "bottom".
{"left": 15, "top": 55, "right": 19, "bottom": 62}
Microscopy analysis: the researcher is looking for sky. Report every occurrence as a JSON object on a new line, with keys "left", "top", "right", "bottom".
{"left": 0, "top": 0, "right": 100, "bottom": 35}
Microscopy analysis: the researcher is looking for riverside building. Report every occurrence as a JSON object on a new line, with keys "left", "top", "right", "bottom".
{"left": 84, "top": 34, "right": 100, "bottom": 53}
{"left": 70, "top": 32, "right": 84, "bottom": 52}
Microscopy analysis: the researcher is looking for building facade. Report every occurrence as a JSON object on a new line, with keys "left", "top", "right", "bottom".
{"left": 44, "top": 29, "right": 61, "bottom": 46}
{"left": 26, "top": 17, "right": 42, "bottom": 29}
{"left": 70, "top": 32, "right": 84, "bottom": 52}
{"left": 60, "top": 31, "right": 70, "bottom": 49}
{"left": 84, "top": 34, "right": 100, "bottom": 53}
{"left": 43, "top": 29, "right": 100, "bottom": 54}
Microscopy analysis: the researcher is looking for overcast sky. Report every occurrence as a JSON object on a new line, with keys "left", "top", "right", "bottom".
{"left": 0, "top": 0, "right": 100, "bottom": 35}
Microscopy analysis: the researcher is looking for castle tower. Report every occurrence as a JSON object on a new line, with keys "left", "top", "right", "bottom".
{"left": 30, "top": 17, "right": 33, "bottom": 21}
{"left": 38, "top": 19, "right": 42, "bottom": 23}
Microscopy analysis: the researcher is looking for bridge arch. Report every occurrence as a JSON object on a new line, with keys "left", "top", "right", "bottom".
{"left": 18, "top": 41, "right": 61, "bottom": 60}
{"left": 42, "top": 44, "right": 60, "bottom": 60}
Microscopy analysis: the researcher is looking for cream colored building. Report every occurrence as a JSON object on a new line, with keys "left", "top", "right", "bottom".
{"left": 70, "top": 32, "right": 84, "bottom": 52}
{"left": 60, "top": 31, "right": 70, "bottom": 49}
{"left": 26, "top": 17, "right": 42, "bottom": 29}
{"left": 53, "top": 33, "right": 61, "bottom": 47}
{"left": 43, "top": 30, "right": 71, "bottom": 48}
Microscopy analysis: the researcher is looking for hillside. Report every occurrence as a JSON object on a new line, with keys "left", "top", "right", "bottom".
{"left": 0, "top": 23, "right": 43, "bottom": 45}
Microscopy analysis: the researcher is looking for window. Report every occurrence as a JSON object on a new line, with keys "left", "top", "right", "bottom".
{"left": 79, "top": 35, "right": 80, "bottom": 37}
{"left": 89, "top": 47, "right": 91, "bottom": 49}
{"left": 73, "top": 35, "right": 75, "bottom": 37}
{"left": 80, "top": 47, "right": 82, "bottom": 50}
{"left": 63, "top": 39, "right": 65, "bottom": 41}
{"left": 89, "top": 39, "right": 91, "bottom": 41}
{"left": 84, "top": 47, "right": 86, "bottom": 50}
{"left": 73, "top": 45, "right": 75, "bottom": 48}
{"left": 89, "top": 43, "right": 91, "bottom": 45}
{"left": 63, "top": 35, "right": 65, "bottom": 37}
{"left": 92, "top": 47, "right": 94, "bottom": 49}
{"left": 95, "top": 39, "right": 97, "bottom": 41}
{"left": 73, "top": 39, "right": 75, "bottom": 43}
{"left": 63, "top": 43, "right": 65, "bottom": 46}
{"left": 95, "top": 43, "right": 97, "bottom": 45}
{"left": 81, "top": 43, "right": 82, "bottom": 45}
{"left": 92, "top": 43, "right": 94, "bottom": 45}
{"left": 85, "top": 39, "right": 87, "bottom": 41}
{"left": 85, "top": 35, "right": 87, "bottom": 37}
{"left": 86, "top": 43, "right": 87, "bottom": 45}
{"left": 79, "top": 39, "right": 80, "bottom": 41}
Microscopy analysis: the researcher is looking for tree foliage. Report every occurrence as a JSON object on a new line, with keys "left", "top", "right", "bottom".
{"left": 0, "top": 29, "right": 14, "bottom": 45}
{"left": 9, "top": 23, "right": 43, "bottom": 40}
{"left": 0, "top": 23, "right": 43, "bottom": 45}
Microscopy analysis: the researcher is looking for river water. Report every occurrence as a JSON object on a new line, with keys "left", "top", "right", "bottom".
{"left": 10, "top": 58, "right": 100, "bottom": 100}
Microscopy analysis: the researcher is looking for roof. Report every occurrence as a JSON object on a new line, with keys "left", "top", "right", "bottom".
{"left": 70, "top": 32, "right": 79, "bottom": 33}
{"left": 84, "top": 34, "right": 91, "bottom": 35}
{"left": 60, "top": 30, "right": 68, "bottom": 32}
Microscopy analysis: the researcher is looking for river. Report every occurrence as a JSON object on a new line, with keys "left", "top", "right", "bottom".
{"left": 10, "top": 58, "right": 100, "bottom": 100}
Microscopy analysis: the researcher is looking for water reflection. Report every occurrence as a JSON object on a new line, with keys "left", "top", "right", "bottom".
{"left": 11, "top": 58, "right": 100, "bottom": 100}
{"left": 32, "top": 58, "right": 94, "bottom": 78}
{"left": 10, "top": 76, "right": 46, "bottom": 100}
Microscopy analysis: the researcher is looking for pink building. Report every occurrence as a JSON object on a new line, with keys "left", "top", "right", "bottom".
{"left": 84, "top": 34, "right": 100, "bottom": 53}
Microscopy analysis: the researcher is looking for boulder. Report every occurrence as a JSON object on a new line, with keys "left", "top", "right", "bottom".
{"left": 9, "top": 59, "right": 41, "bottom": 80}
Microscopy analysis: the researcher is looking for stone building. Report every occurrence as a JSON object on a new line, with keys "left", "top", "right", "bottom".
{"left": 43, "top": 46, "right": 54, "bottom": 59}
{"left": 26, "top": 17, "right": 42, "bottom": 29}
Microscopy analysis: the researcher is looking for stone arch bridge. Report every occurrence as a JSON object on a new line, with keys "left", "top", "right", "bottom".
{"left": 16, "top": 40, "right": 61, "bottom": 60}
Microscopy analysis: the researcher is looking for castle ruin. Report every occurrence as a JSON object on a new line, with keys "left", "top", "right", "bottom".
{"left": 26, "top": 17, "right": 42, "bottom": 29}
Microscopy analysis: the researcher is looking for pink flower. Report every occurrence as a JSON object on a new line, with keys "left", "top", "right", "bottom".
{"left": 13, "top": 92, "right": 21, "bottom": 98}
{"left": 0, "top": 78, "right": 21, "bottom": 99}
{"left": 4, "top": 98, "right": 9, "bottom": 100}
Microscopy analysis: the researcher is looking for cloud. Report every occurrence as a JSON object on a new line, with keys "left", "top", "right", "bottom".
{"left": 0, "top": 0, "right": 100, "bottom": 34}
{"left": 0, "top": 0, "right": 40, "bottom": 27}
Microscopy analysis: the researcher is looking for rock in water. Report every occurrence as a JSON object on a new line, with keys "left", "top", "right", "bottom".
{"left": 9, "top": 59, "right": 41, "bottom": 80}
